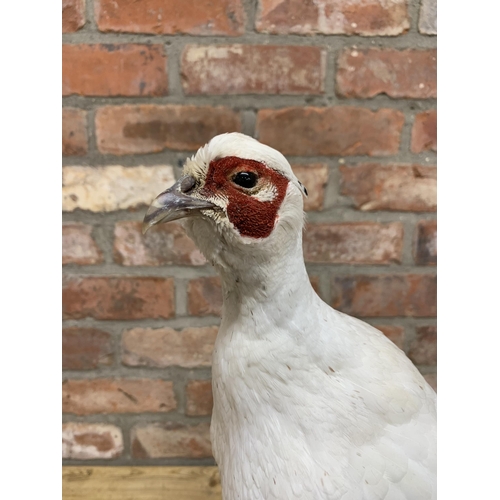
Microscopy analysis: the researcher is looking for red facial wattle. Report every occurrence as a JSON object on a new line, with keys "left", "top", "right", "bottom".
{"left": 200, "top": 156, "right": 289, "bottom": 239}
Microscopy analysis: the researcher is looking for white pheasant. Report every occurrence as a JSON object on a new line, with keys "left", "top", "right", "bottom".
{"left": 143, "top": 133, "right": 437, "bottom": 500}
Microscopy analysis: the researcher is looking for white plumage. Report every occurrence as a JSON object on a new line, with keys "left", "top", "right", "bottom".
{"left": 144, "top": 133, "right": 437, "bottom": 500}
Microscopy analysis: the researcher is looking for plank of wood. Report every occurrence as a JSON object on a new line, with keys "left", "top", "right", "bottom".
{"left": 63, "top": 466, "right": 221, "bottom": 500}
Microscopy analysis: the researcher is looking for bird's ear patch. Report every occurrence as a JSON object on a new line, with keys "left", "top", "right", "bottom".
{"left": 201, "top": 156, "right": 289, "bottom": 239}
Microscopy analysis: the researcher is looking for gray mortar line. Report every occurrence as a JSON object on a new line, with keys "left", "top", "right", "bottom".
{"left": 84, "top": 0, "right": 97, "bottom": 31}
{"left": 166, "top": 39, "right": 185, "bottom": 98}
{"left": 241, "top": 109, "right": 257, "bottom": 136}
{"left": 244, "top": 0, "right": 259, "bottom": 33}
{"left": 62, "top": 263, "right": 218, "bottom": 278}
{"left": 62, "top": 366, "right": 213, "bottom": 383}
{"left": 174, "top": 278, "right": 188, "bottom": 317}
{"left": 61, "top": 94, "right": 437, "bottom": 109}
{"left": 63, "top": 456, "right": 217, "bottom": 467}
{"left": 401, "top": 217, "right": 418, "bottom": 266}
{"left": 84, "top": 106, "right": 97, "bottom": 157}
{"left": 62, "top": 315, "right": 221, "bottom": 330}
{"left": 408, "top": 0, "right": 423, "bottom": 34}
{"left": 62, "top": 248, "right": 437, "bottom": 276}
{"left": 61, "top": 31, "right": 437, "bottom": 49}
{"left": 303, "top": 263, "right": 436, "bottom": 276}
{"left": 62, "top": 150, "right": 437, "bottom": 169}
{"left": 324, "top": 43, "right": 337, "bottom": 97}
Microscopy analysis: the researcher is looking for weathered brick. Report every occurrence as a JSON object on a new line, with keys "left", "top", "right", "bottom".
{"left": 62, "top": 327, "right": 113, "bottom": 370}
{"left": 114, "top": 221, "right": 206, "bottom": 266}
{"left": 62, "top": 276, "right": 175, "bottom": 320}
{"left": 122, "top": 326, "right": 218, "bottom": 368}
{"left": 257, "top": 107, "right": 404, "bottom": 156}
{"left": 411, "top": 110, "right": 437, "bottom": 153}
{"left": 62, "top": 165, "right": 175, "bottom": 212}
{"left": 131, "top": 422, "right": 212, "bottom": 459}
{"left": 96, "top": 0, "right": 245, "bottom": 35}
{"left": 331, "top": 274, "right": 437, "bottom": 317}
{"left": 303, "top": 222, "right": 403, "bottom": 265}
{"left": 419, "top": 0, "right": 437, "bottom": 35}
{"left": 424, "top": 372, "right": 437, "bottom": 392}
{"left": 339, "top": 164, "right": 436, "bottom": 212}
{"left": 62, "top": 108, "right": 88, "bottom": 156}
{"left": 414, "top": 220, "right": 437, "bottom": 266}
{"left": 96, "top": 105, "right": 241, "bottom": 155}
{"left": 376, "top": 325, "right": 404, "bottom": 349}
{"left": 408, "top": 326, "right": 437, "bottom": 365}
{"left": 336, "top": 48, "right": 436, "bottom": 99}
{"left": 63, "top": 223, "right": 103, "bottom": 265}
{"left": 188, "top": 277, "right": 223, "bottom": 317}
{"left": 256, "top": 0, "right": 409, "bottom": 36}
{"left": 63, "top": 423, "right": 123, "bottom": 459}
{"left": 186, "top": 380, "right": 213, "bottom": 416}
{"left": 181, "top": 45, "right": 325, "bottom": 95}
{"left": 63, "top": 44, "right": 167, "bottom": 97}
{"left": 63, "top": 0, "right": 85, "bottom": 33}
{"left": 291, "top": 164, "right": 328, "bottom": 212}
{"left": 62, "top": 379, "right": 176, "bottom": 415}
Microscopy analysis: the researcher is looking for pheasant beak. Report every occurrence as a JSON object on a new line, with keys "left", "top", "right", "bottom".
{"left": 142, "top": 175, "right": 218, "bottom": 234}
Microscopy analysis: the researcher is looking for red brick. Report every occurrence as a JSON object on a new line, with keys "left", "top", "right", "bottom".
{"left": 414, "top": 220, "right": 437, "bottom": 265}
{"left": 62, "top": 108, "right": 88, "bottom": 156}
{"left": 62, "top": 276, "right": 175, "bottom": 320}
{"left": 96, "top": 0, "right": 245, "bottom": 35}
{"left": 63, "top": 423, "right": 123, "bottom": 459}
{"left": 331, "top": 274, "right": 437, "bottom": 317}
{"left": 291, "top": 164, "right": 328, "bottom": 211}
{"left": 63, "top": 44, "right": 167, "bottom": 97}
{"left": 339, "top": 164, "right": 437, "bottom": 212}
{"left": 188, "top": 277, "right": 223, "bottom": 317}
{"left": 408, "top": 326, "right": 437, "bottom": 365}
{"left": 181, "top": 45, "right": 325, "bottom": 95}
{"left": 114, "top": 221, "right": 206, "bottom": 266}
{"left": 411, "top": 110, "right": 437, "bottom": 153}
{"left": 256, "top": 0, "right": 409, "bottom": 36}
{"left": 96, "top": 105, "right": 241, "bottom": 155}
{"left": 303, "top": 222, "right": 403, "bottom": 264}
{"left": 62, "top": 379, "right": 176, "bottom": 415}
{"left": 122, "top": 326, "right": 218, "bottom": 368}
{"left": 423, "top": 372, "right": 437, "bottom": 391}
{"left": 131, "top": 422, "right": 212, "bottom": 459}
{"left": 186, "top": 380, "right": 213, "bottom": 416}
{"left": 376, "top": 325, "right": 404, "bottom": 349}
{"left": 63, "top": 223, "right": 103, "bottom": 265}
{"left": 336, "top": 48, "right": 436, "bottom": 99}
{"left": 62, "top": 327, "right": 113, "bottom": 370}
{"left": 257, "top": 107, "right": 404, "bottom": 156}
{"left": 63, "top": 0, "right": 85, "bottom": 33}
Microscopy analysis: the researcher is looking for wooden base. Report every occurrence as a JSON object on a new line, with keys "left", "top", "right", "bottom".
{"left": 63, "top": 466, "right": 221, "bottom": 500}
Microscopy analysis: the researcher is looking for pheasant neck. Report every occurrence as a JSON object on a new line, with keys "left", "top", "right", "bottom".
{"left": 216, "top": 232, "right": 316, "bottom": 329}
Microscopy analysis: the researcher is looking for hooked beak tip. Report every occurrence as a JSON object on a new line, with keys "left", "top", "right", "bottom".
{"left": 142, "top": 176, "right": 218, "bottom": 233}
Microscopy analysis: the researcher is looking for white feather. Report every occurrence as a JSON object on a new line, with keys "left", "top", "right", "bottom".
{"left": 181, "top": 133, "right": 437, "bottom": 500}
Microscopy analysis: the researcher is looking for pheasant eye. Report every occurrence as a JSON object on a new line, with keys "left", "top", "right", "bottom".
{"left": 232, "top": 171, "right": 258, "bottom": 189}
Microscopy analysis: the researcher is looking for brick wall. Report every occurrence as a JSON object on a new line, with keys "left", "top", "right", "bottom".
{"left": 62, "top": 0, "right": 436, "bottom": 465}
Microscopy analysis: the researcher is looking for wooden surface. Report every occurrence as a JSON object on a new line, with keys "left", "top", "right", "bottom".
{"left": 63, "top": 466, "right": 222, "bottom": 500}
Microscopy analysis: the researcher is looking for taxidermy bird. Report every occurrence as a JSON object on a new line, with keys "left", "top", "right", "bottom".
{"left": 143, "top": 133, "right": 437, "bottom": 500}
